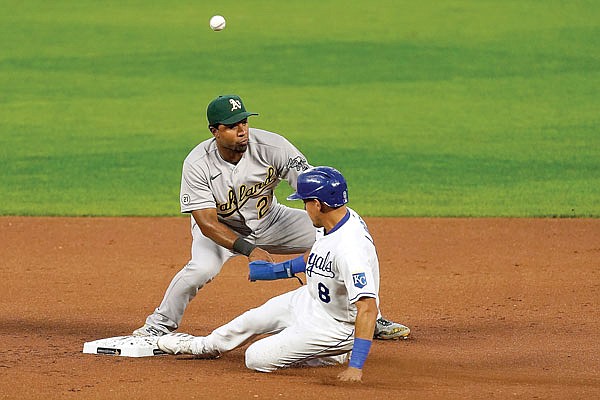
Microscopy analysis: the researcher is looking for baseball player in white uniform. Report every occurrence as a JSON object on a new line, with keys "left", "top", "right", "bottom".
{"left": 133, "top": 95, "right": 409, "bottom": 341}
{"left": 158, "top": 166, "right": 380, "bottom": 382}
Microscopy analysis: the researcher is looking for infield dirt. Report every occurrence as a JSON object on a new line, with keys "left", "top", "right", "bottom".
{"left": 1, "top": 217, "right": 598, "bottom": 399}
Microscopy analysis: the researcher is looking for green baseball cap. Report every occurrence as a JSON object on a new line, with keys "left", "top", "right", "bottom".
{"left": 207, "top": 94, "right": 259, "bottom": 126}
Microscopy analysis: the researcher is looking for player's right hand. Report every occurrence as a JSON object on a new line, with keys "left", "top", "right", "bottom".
{"left": 248, "top": 247, "right": 275, "bottom": 263}
{"left": 337, "top": 367, "right": 363, "bottom": 382}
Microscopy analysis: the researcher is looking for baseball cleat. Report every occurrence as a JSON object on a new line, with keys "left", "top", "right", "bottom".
{"left": 157, "top": 333, "right": 220, "bottom": 358}
{"left": 157, "top": 333, "right": 196, "bottom": 355}
{"left": 373, "top": 318, "right": 411, "bottom": 340}
{"left": 132, "top": 323, "right": 169, "bottom": 337}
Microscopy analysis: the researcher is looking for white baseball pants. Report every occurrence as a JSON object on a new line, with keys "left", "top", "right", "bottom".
{"left": 202, "top": 286, "right": 353, "bottom": 372}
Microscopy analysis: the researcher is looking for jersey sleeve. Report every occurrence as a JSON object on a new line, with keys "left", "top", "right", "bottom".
{"left": 180, "top": 159, "right": 216, "bottom": 213}
{"left": 275, "top": 138, "right": 312, "bottom": 190}
{"left": 337, "top": 248, "right": 378, "bottom": 304}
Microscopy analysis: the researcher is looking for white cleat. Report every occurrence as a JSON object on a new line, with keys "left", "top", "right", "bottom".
{"left": 157, "top": 333, "right": 196, "bottom": 355}
{"left": 157, "top": 333, "right": 220, "bottom": 358}
{"left": 374, "top": 318, "right": 411, "bottom": 340}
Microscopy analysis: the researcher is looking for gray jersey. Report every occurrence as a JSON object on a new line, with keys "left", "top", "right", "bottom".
{"left": 180, "top": 128, "right": 311, "bottom": 235}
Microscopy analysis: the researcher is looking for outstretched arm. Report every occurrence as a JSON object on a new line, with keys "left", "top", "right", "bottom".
{"left": 248, "top": 252, "right": 309, "bottom": 281}
{"left": 191, "top": 209, "right": 274, "bottom": 262}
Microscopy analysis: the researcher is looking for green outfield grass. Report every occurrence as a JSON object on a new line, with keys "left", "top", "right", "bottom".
{"left": 1, "top": 1, "right": 599, "bottom": 216}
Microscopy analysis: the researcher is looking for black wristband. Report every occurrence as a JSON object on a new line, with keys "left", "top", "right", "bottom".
{"left": 233, "top": 237, "right": 256, "bottom": 256}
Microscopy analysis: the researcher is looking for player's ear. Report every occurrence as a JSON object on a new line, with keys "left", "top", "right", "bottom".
{"left": 315, "top": 200, "right": 323, "bottom": 212}
{"left": 209, "top": 125, "right": 218, "bottom": 135}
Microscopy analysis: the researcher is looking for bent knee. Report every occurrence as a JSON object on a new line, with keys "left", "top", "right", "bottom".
{"left": 181, "top": 261, "right": 221, "bottom": 286}
{"left": 244, "top": 345, "right": 276, "bottom": 373}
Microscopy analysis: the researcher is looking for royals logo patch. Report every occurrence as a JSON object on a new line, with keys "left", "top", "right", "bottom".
{"left": 352, "top": 272, "right": 367, "bottom": 288}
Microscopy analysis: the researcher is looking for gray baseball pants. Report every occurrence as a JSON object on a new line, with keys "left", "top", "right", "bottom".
{"left": 144, "top": 204, "right": 316, "bottom": 332}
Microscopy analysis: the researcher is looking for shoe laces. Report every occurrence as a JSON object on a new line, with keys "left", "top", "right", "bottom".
{"left": 376, "top": 318, "right": 393, "bottom": 327}
{"left": 145, "top": 325, "right": 165, "bottom": 335}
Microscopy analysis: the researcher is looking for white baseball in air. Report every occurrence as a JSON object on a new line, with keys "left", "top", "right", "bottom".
{"left": 209, "top": 15, "right": 226, "bottom": 31}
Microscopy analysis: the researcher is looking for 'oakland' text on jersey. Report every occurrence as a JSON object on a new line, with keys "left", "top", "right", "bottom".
{"left": 180, "top": 128, "right": 310, "bottom": 234}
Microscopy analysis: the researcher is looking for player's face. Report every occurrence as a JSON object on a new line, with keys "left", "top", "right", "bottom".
{"left": 303, "top": 199, "right": 322, "bottom": 227}
{"left": 214, "top": 118, "right": 249, "bottom": 154}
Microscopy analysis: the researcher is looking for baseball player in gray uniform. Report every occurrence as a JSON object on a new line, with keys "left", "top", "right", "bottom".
{"left": 133, "top": 94, "right": 409, "bottom": 341}
{"left": 157, "top": 166, "right": 381, "bottom": 382}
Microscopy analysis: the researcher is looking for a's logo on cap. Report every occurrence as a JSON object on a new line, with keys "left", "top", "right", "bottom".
{"left": 229, "top": 99, "right": 242, "bottom": 111}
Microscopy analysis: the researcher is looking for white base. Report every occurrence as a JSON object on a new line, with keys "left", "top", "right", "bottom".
{"left": 83, "top": 335, "right": 166, "bottom": 357}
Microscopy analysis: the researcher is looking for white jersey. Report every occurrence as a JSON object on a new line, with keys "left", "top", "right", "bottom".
{"left": 305, "top": 208, "right": 380, "bottom": 323}
{"left": 179, "top": 128, "right": 310, "bottom": 235}
{"left": 195, "top": 207, "right": 380, "bottom": 371}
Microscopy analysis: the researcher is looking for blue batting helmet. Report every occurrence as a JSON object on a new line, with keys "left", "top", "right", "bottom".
{"left": 287, "top": 166, "right": 348, "bottom": 208}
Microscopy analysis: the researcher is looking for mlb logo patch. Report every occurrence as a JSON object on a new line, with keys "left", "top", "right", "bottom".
{"left": 352, "top": 272, "right": 367, "bottom": 288}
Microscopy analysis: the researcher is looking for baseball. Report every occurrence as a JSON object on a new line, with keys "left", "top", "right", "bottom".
{"left": 209, "top": 15, "right": 226, "bottom": 31}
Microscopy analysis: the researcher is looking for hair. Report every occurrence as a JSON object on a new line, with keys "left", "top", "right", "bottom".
{"left": 209, "top": 118, "right": 248, "bottom": 132}
{"left": 304, "top": 198, "right": 340, "bottom": 212}
{"left": 320, "top": 202, "right": 341, "bottom": 211}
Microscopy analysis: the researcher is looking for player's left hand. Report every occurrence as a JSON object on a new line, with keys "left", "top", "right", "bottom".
{"left": 248, "top": 247, "right": 275, "bottom": 263}
{"left": 337, "top": 367, "right": 363, "bottom": 382}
